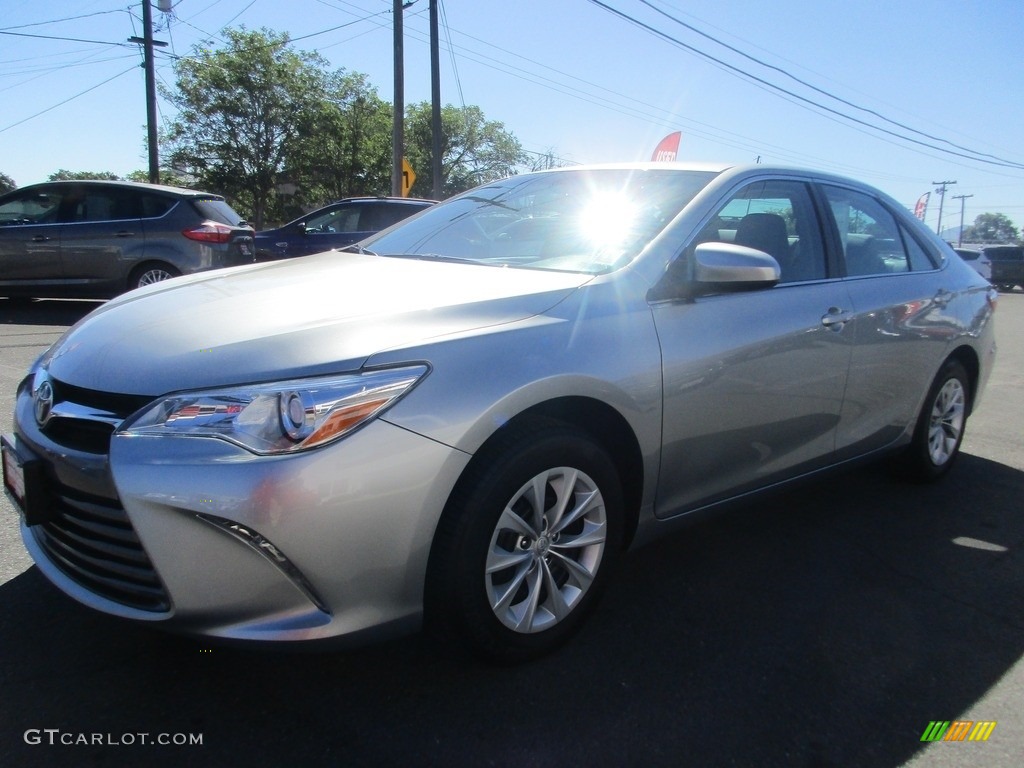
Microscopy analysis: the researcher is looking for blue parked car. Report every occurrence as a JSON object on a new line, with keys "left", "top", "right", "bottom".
{"left": 255, "top": 196, "right": 434, "bottom": 261}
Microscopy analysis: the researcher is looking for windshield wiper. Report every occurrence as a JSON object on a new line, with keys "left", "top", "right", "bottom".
{"left": 460, "top": 196, "right": 518, "bottom": 212}
{"left": 338, "top": 243, "right": 379, "bottom": 256}
{"left": 381, "top": 253, "right": 489, "bottom": 266}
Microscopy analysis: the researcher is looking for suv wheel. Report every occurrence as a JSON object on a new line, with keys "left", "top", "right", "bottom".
{"left": 131, "top": 263, "right": 180, "bottom": 290}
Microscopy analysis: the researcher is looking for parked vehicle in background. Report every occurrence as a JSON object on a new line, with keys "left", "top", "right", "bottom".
{"left": 953, "top": 248, "right": 992, "bottom": 281}
{"left": 255, "top": 197, "right": 435, "bottom": 261}
{"left": 0, "top": 180, "right": 255, "bottom": 298}
{"left": 982, "top": 244, "right": 1024, "bottom": 291}
{"left": 2, "top": 163, "right": 997, "bottom": 663}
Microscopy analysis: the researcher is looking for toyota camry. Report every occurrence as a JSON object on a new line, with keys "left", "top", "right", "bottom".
{"left": 2, "top": 163, "right": 997, "bottom": 661}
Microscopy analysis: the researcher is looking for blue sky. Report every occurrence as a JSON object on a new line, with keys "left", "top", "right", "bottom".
{"left": 2, "top": 0, "right": 1022, "bottom": 237}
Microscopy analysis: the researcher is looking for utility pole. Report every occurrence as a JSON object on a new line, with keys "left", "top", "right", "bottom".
{"left": 932, "top": 180, "right": 957, "bottom": 238}
{"left": 429, "top": 0, "right": 442, "bottom": 200}
{"left": 952, "top": 193, "right": 973, "bottom": 247}
{"left": 391, "top": 0, "right": 405, "bottom": 197}
{"left": 128, "top": 0, "right": 167, "bottom": 183}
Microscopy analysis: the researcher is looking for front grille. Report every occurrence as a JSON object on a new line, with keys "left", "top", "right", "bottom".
{"left": 50, "top": 380, "right": 153, "bottom": 419}
{"left": 31, "top": 483, "right": 170, "bottom": 612}
{"left": 41, "top": 379, "right": 153, "bottom": 455}
{"left": 43, "top": 418, "right": 115, "bottom": 455}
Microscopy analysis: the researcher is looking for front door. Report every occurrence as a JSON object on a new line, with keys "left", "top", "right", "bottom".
{"left": 651, "top": 177, "right": 854, "bottom": 517}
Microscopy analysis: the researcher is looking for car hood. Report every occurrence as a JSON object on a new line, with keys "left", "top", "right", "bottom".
{"left": 42, "top": 252, "right": 591, "bottom": 395}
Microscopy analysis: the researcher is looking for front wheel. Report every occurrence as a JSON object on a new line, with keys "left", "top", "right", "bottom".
{"left": 899, "top": 359, "right": 970, "bottom": 482}
{"left": 427, "top": 422, "right": 624, "bottom": 662}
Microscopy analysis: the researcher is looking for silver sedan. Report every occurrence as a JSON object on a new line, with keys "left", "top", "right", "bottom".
{"left": 2, "top": 163, "right": 997, "bottom": 661}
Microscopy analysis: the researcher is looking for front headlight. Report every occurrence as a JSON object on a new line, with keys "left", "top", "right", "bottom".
{"left": 118, "top": 365, "right": 428, "bottom": 455}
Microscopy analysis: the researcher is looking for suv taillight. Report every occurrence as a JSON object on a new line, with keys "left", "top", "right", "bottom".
{"left": 183, "top": 221, "right": 233, "bottom": 243}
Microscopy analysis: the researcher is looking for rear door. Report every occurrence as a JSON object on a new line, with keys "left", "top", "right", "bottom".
{"left": 651, "top": 177, "right": 854, "bottom": 517}
{"left": 819, "top": 184, "right": 957, "bottom": 458}
{"left": 57, "top": 184, "right": 143, "bottom": 293}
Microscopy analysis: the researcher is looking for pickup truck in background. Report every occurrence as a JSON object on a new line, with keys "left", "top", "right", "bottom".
{"left": 983, "top": 245, "right": 1024, "bottom": 291}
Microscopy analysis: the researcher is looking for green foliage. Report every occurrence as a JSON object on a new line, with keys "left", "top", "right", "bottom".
{"left": 163, "top": 27, "right": 331, "bottom": 228}
{"left": 0, "top": 171, "right": 15, "bottom": 193}
{"left": 294, "top": 71, "right": 393, "bottom": 204}
{"left": 961, "top": 212, "right": 1020, "bottom": 244}
{"left": 124, "top": 169, "right": 190, "bottom": 187}
{"left": 404, "top": 103, "right": 528, "bottom": 199}
{"left": 160, "top": 26, "right": 529, "bottom": 223}
{"left": 48, "top": 169, "right": 120, "bottom": 181}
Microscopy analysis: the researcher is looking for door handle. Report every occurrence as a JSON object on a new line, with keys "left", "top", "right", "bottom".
{"left": 821, "top": 307, "right": 852, "bottom": 330}
{"left": 115, "top": 231, "right": 134, "bottom": 238}
{"left": 32, "top": 235, "right": 50, "bottom": 242}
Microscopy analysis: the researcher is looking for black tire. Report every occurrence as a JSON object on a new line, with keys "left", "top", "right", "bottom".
{"left": 426, "top": 421, "right": 624, "bottom": 663}
{"left": 130, "top": 262, "right": 180, "bottom": 290}
{"left": 899, "top": 359, "right": 970, "bottom": 482}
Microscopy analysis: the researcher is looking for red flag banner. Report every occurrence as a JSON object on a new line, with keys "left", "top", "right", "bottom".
{"left": 914, "top": 192, "right": 930, "bottom": 221}
{"left": 651, "top": 131, "right": 682, "bottom": 162}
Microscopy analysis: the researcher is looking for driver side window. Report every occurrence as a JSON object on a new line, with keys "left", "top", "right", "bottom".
{"left": 695, "top": 180, "right": 827, "bottom": 284}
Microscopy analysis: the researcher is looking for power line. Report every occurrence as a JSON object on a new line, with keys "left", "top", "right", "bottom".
{"left": 633, "top": 0, "right": 1022, "bottom": 169}
{"left": 584, "top": 0, "right": 1024, "bottom": 172}
{"left": 0, "top": 65, "right": 139, "bottom": 134}
{"left": 0, "top": 30, "right": 134, "bottom": 47}
{"left": 0, "top": 10, "right": 124, "bottom": 32}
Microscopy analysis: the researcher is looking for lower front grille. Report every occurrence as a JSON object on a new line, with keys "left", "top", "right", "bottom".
{"left": 31, "top": 484, "right": 170, "bottom": 613}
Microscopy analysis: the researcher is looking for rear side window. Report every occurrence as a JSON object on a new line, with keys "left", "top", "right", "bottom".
{"left": 900, "top": 225, "right": 938, "bottom": 271}
{"left": 66, "top": 188, "right": 142, "bottom": 222}
{"left": 140, "top": 194, "right": 176, "bottom": 219}
{"left": 194, "top": 198, "right": 247, "bottom": 226}
{"left": 822, "top": 186, "right": 933, "bottom": 276}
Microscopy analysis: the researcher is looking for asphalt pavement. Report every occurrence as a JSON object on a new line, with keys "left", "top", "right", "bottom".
{"left": 1, "top": 292, "right": 1022, "bottom": 768}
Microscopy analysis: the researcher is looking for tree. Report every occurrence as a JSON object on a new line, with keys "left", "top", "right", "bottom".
{"left": 0, "top": 171, "right": 15, "bottom": 193}
{"left": 961, "top": 212, "right": 1020, "bottom": 244}
{"left": 125, "top": 169, "right": 188, "bottom": 187}
{"left": 404, "top": 103, "right": 528, "bottom": 199}
{"left": 163, "top": 28, "right": 331, "bottom": 228}
{"left": 296, "top": 71, "right": 392, "bottom": 202}
{"left": 48, "top": 170, "right": 120, "bottom": 181}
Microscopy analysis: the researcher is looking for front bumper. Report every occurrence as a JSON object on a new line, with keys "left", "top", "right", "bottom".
{"left": 12, "top": 381, "right": 469, "bottom": 643}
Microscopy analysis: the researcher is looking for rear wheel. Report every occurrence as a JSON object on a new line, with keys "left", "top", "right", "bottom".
{"left": 130, "top": 263, "right": 179, "bottom": 290}
{"left": 899, "top": 359, "right": 970, "bottom": 481}
{"left": 427, "top": 422, "right": 623, "bottom": 662}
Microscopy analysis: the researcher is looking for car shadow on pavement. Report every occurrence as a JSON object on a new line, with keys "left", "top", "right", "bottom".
{"left": 0, "top": 298, "right": 104, "bottom": 327}
{"left": 1, "top": 452, "right": 1020, "bottom": 767}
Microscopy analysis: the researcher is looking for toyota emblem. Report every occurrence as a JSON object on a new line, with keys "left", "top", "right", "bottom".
{"left": 33, "top": 378, "right": 54, "bottom": 428}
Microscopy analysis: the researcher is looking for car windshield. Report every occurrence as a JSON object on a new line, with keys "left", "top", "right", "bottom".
{"left": 363, "top": 168, "right": 717, "bottom": 274}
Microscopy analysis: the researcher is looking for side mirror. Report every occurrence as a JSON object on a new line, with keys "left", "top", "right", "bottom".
{"left": 693, "top": 242, "right": 780, "bottom": 290}
{"left": 294, "top": 222, "right": 307, "bottom": 235}
{"left": 648, "top": 242, "right": 781, "bottom": 302}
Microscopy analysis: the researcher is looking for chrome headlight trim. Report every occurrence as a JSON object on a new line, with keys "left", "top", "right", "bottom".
{"left": 118, "top": 365, "right": 429, "bottom": 455}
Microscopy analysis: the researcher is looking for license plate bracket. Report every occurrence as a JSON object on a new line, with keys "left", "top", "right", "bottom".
{"left": 2, "top": 435, "right": 55, "bottom": 526}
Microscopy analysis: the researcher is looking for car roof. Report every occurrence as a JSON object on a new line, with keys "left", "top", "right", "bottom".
{"left": 323, "top": 196, "right": 437, "bottom": 205}
{"left": 14, "top": 179, "right": 224, "bottom": 199}
{"left": 526, "top": 161, "right": 887, "bottom": 190}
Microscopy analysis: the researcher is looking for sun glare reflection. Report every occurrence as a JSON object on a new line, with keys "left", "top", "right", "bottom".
{"left": 576, "top": 192, "right": 640, "bottom": 250}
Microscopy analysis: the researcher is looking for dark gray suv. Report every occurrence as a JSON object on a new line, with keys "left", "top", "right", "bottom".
{"left": 0, "top": 180, "right": 255, "bottom": 298}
